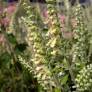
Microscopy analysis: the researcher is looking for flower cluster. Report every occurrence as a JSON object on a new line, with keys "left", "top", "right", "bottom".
{"left": 45, "top": 0, "right": 67, "bottom": 89}
{"left": 75, "top": 64, "right": 92, "bottom": 91}
{"left": 18, "top": 55, "right": 33, "bottom": 73}
{"left": 21, "top": 2, "right": 55, "bottom": 90}
{"left": 72, "top": 4, "right": 88, "bottom": 63}
{"left": 0, "top": 2, "right": 16, "bottom": 27}
{"left": 46, "top": 0, "right": 62, "bottom": 57}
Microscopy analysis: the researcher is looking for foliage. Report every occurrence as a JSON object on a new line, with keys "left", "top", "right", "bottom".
{"left": 0, "top": 0, "right": 92, "bottom": 92}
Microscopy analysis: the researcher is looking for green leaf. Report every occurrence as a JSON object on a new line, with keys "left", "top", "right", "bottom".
{"left": 54, "top": 88, "right": 61, "bottom": 92}
{"left": 61, "top": 75, "right": 68, "bottom": 85}
{"left": 14, "top": 43, "right": 28, "bottom": 53}
{"left": 0, "top": 52, "right": 11, "bottom": 68}
{"left": 7, "top": 34, "right": 17, "bottom": 45}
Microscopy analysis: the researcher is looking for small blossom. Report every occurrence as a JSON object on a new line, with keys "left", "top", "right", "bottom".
{"left": 6, "top": 3, "right": 16, "bottom": 14}
{"left": 1, "top": 17, "right": 10, "bottom": 27}
{"left": 0, "top": 34, "right": 5, "bottom": 44}
{"left": 0, "top": 7, "right": 3, "bottom": 14}
{"left": 42, "top": 10, "right": 48, "bottom": 18}
{"left": 59, "top": 15, "right": 66, "bottom": 23}
{"left": 71, "top": 18, "right": 77, "bottom": 28}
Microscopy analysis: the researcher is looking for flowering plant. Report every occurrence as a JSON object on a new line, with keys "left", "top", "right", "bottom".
{"left": 0, "top": 0, "right": 92, "bottom": 92}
